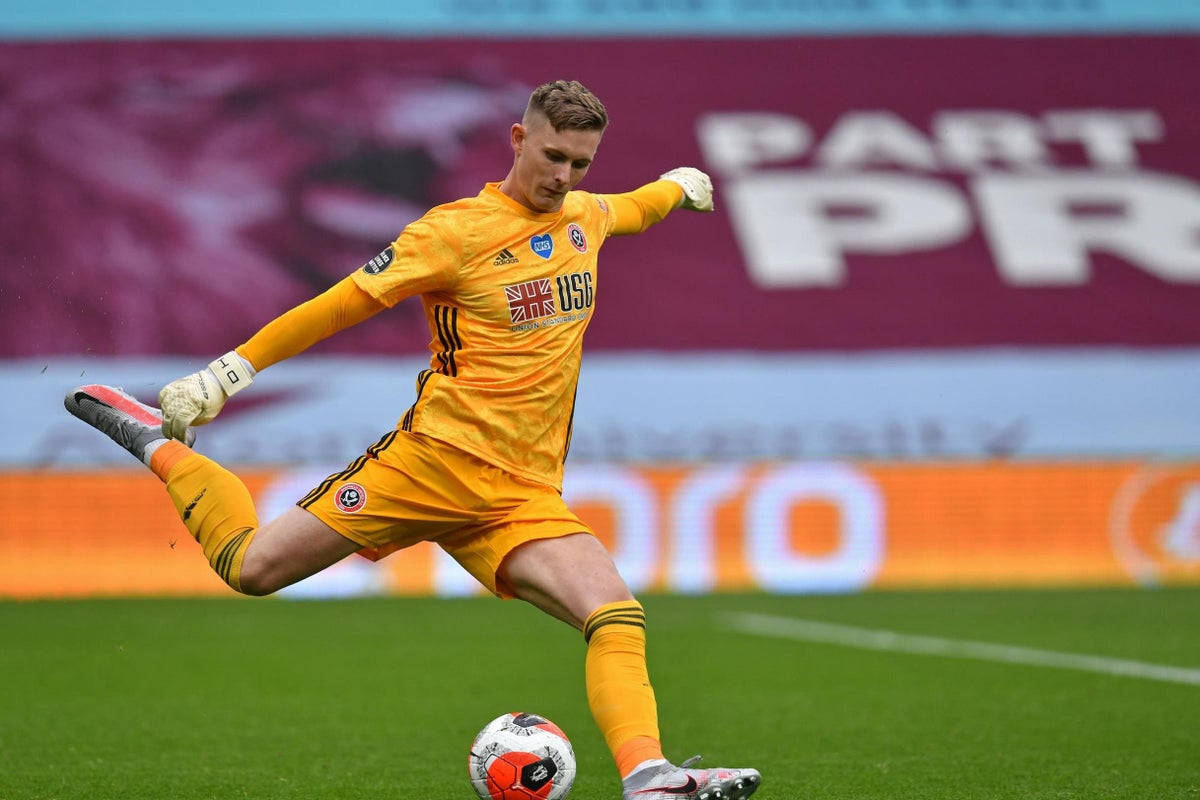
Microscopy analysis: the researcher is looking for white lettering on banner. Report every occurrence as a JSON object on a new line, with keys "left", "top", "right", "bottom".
{"left": 745, "top": 464, "right": 885, "bottom": 593}
{"left": 696, "top": 112, "right": 811, "bottom": 173}
{"left": 975, "top": 171, "right": 1200, "bottom": 284}
{"left": 934, "top": 111, "right": 1049, "bottom": 171}
{"left": 699, "top": 108, "right": 1200, "bottom": 287}
{"left": 668, "top": 465, "right": 747, "bottom": 594}
{"left": 698, "top": 109, "right": 1163, "bottom": 175}
{"left": 562, "top": 466, "right": 658, "bottom": 592}
{"left": 815, "top": 111, "right": 939, "bottom": 171}
{"left": 726, "top": 171, "right": 971, "bottom": 286}
{"left": 1044, "top": 111, "right": 1162, "bottom": 169}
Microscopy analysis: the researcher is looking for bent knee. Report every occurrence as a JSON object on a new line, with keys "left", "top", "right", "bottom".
{"left": 235, "top": 570, "right": 278, "bottom": 597}
{"left": 235, "top": 547, "right": 286, "bottom": 596}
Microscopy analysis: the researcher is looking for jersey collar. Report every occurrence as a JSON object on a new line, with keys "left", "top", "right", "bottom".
{"left": 482, "top": 182, "right": 566, "bottom": 222}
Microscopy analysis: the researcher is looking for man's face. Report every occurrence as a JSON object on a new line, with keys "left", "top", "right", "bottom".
{"left": 509, "top": 114, "right": 604, "bottom": 213}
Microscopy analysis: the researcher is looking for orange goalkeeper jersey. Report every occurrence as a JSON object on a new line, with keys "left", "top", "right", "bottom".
{"left": 352, "top": 182, "right": 626, "bottom": 489}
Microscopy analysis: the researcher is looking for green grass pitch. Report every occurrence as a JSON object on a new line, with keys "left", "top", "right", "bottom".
{"left": 1, "top": 588, "right": 1198, "bottom": 799}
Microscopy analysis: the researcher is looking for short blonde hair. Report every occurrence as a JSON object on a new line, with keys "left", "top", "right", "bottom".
{"left": 524, "top": 80, "right": 608, "bottom": 132}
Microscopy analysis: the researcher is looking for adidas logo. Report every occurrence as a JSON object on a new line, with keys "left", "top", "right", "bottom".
{"left": 493, "top": 248, "right": 519, "bottom": 266}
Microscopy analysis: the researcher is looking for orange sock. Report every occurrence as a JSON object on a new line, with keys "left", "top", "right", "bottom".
{"left": 149, "top": 440, "right": 192, "bottom": 482}
{"left": 583, "top": 600, "right": 665, "bottom": 777}
{"left": 151, "top": 441, "right": 258, "bottom": 592}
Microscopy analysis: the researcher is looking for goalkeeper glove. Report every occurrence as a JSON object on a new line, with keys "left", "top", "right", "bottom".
{"left": 158, "top": 351, "right": 256, "bottom": 443}
{"left": 659, "top": 167, "right": 714, "bottom": 212}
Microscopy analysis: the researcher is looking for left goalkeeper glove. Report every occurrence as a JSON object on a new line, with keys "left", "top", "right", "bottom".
{"left": 660, "top": 167, "right": 714, "bottom": 212}
{"left": 158, "top": 351, "right": 255, "bottom": 442}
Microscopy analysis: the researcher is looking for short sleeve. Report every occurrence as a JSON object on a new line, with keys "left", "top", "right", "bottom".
{"left": 350, "top": 214, "right": 461, "bottom": 307}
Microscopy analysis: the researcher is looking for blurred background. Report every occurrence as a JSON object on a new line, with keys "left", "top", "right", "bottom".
{"left": 2, "top": 0, "right": 1199, "bottom": 600}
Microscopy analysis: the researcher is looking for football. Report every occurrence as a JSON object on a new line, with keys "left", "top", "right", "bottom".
{"left": 467, "top": 712, "right": 577, "bottom": 800}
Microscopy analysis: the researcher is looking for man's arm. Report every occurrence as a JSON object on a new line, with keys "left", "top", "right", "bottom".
{"left": 158, "top": 277, "right": 385, "bottom": 441}
{"left": 159, "top": 212, "right": 459, "bottom": 442}
{"left": 605, "top": 168, "right": 714, "bottom": 236}
{"left": 237, "top": 276, "right": 385, "bottom": 370}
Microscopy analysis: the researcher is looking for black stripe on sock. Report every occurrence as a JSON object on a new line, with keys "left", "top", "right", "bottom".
{"left": 214, "top": 528, "right": 253, "bottom": 583}
{"left": 584, "top": 605, "right": 645, "bottom": 640}
{"left": 586, "top": 603, "right": 644, "bottom": 623}
{"left": 584, "top": 618, "right": 646, "bottom": 644}
{"left": 585, "top": 611, "right": 646, "bottom": 634}
{"left": 585, "top": 615, "right": 646, "bottom": 638}
{"left": 586, "top": 606, "right": 645, "bottom": 625}
{"left": 583, "top": 604, "right": 643, "bottom": 628}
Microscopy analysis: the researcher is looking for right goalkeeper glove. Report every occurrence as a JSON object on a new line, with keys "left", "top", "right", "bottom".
{"left": 659, "top": 167, "right": 715, "bottom": 212}
{"left": 158, "top": 351, "right": 256, "bottom": 443}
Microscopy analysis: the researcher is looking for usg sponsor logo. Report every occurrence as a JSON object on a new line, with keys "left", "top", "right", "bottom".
{"left": 555, "top": 270, "right": 593, "bottom": 313}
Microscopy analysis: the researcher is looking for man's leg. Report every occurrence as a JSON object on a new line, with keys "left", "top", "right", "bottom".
{"left": 497, "top": 532, "right": 631, "bottom": 627}
{"left": 498, "top": 534, "right": 663, "bottom": 771}
{"left": 151, "top": 439, "right": 362, "bottom": 595}
{"left": 498, "top": 534, "right": 761, "bottom": 800}
{"left": 65, "top": 385, "right": 361, "bottom": 595}
{"left": 237, "top": 507, "right": 362, "bottom": 595}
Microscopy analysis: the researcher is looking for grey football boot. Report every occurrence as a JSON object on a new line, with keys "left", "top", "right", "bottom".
{"left": 64, "top": 384, "right": 194, "bottom": 465}
{"left": 622, "top": 756, "right": 761, "bottom": 800}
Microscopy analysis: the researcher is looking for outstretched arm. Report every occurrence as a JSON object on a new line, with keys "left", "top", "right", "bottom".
{"left": 158, "top": 277, "right": 386, "bottom": 441}
{"left": 158, "top": 213, "right": 457, "bottom": 442}
{"left": 237, "top": 276, "right": 384, "bottom": 371}
{"left": 606, "top": 168, "right": 714, "bottom": 236}
{"left": 606, "top": 181, "right": 681, "bottom": 235}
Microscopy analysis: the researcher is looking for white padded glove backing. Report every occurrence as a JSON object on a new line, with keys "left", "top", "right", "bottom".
{"left": 660, "top": 167, "right": 714, "bottom": 212}
{"left": 158, "top": 351, "right": 254, "bottom": 443}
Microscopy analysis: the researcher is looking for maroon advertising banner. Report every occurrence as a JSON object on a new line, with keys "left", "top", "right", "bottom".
{"left": 2, "top": 37, "right": 1198, "bottom": 355}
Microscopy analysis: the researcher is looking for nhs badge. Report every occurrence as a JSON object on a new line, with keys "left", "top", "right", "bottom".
{"left": 529, "top": 234, "right": 554, "bottom": 260}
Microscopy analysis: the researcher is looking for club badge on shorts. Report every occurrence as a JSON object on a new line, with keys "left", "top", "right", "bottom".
{"left": 335, "top": 483, "right": 367, "bottom": 513}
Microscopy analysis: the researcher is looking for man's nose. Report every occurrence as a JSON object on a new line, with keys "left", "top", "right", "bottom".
{"left": 553, "top": 164, "right": 570, "bottom": 184}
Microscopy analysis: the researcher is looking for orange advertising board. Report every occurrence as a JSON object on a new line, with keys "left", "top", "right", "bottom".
{"left": 2, "top": 462, "right": 1197, "bottom": 598}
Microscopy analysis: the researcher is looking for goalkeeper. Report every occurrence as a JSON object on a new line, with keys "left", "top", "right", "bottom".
{"left": 66, "top": 80, "right": 759, "bottom": 800}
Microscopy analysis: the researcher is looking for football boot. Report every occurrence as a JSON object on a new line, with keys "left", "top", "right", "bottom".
{"left": 65, "top": 384, "right": 193, "bottom": 465}
{"left": 622, "top": 755, "right": 761, "bottom": 800}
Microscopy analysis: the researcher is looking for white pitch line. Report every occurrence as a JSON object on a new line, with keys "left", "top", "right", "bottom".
{"left": 723, "top": 612, "right": 1200, "bottom": 687}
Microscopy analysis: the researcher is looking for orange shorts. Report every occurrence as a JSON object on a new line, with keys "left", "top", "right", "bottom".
{"left": 297, "top": 430, "right": 592, "bottom": 597}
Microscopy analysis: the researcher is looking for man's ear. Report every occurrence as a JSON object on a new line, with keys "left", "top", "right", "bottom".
{"left": 511, "top": 123, "right": 526, "bottom": 155}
